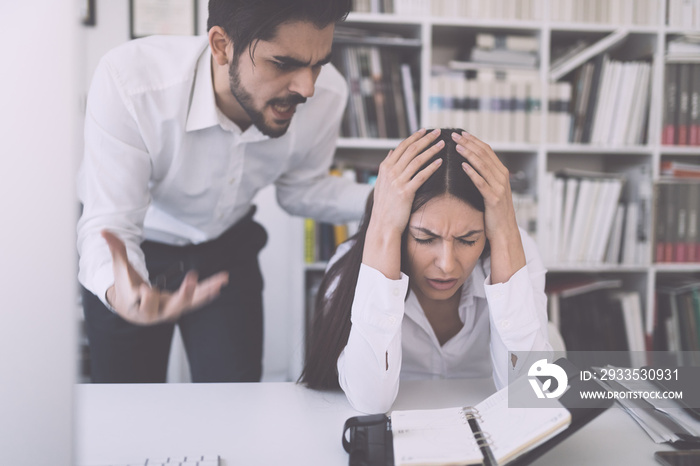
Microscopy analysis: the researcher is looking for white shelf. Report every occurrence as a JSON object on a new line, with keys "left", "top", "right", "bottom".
{"left": 546, "top": 263, "right": 651, "bottom": 273}
{"left": 545, "top": 144, "right": 653, "bottom": 155}
{"left": 659, "top": 146, "right": 700, "bottom": 156}
{"left": 337, "top": 137, "right": 539, "bottom": 153}
{"left": 549, "top": 23, "right": 659, "bottom": 33}
{"left": 428, "top": 17, "right": 543, "bottom": 30}
{"left": 654, "top": 263, "right": 700, "bottom": 273}
{"left": 337, "top": 137, "right": 402, "bottom": 150}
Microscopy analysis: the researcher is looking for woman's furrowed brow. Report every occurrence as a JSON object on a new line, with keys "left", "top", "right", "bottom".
{"left": 409, "top": 226, "right": 437, "bottom": 236}
{"left": 456, "top": 230, "right": 484, "bottom": 239}
{"left": 409, "top": 226, "right": 483, "bottom": 238}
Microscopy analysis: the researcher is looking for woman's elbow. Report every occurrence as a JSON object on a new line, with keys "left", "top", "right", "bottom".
{"left": 345, "top": 390, "right": 397, "bottom": 414}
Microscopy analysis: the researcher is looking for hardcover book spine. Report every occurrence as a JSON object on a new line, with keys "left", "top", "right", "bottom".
{"left": 662, "top": 63, "right": 678, "bottom": 145}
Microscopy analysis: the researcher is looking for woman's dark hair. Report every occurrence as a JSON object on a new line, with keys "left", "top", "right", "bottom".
{"left": 207, "top": 0, "right": 351, "bottom": 61}
{"left": 299, "top": 128, "right": 488, "bottom": 389}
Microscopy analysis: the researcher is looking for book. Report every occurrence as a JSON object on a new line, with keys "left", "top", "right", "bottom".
{"left": 471, "top": 47, "right": 538, "bottom": 68}
{"left": 549, "top": 29, "right": 629, "bottom": 81}
{"left": 655, "top": 179, "right": 700, "bottom": 263}
{"left": 390, "top": 377, "right": 571, "bottom": 466}
{"left": 624, "top": 61, "right": 651, "bottom": 145}
{"left": 663, "top": 63, "right": 679, "bottom": 145}
{"left": 654, "top": 183, "right": 668, "bottom": 263}
{"left": 549, "top": 177, "right": 565, "bottom": 263}
{"left": 610, "top": 291, "right": 646, "bottom": 366}
{"left": 588, "top": 178, "right": 624, "bottom": 263}
{"left": 558, "top": 176, "right": 579, "bottom": 262}
{"left": 581, "top": 53, "right": 607, "bottom": 143}
{"left": 678, "top": 63, "right": 692, "bottom": 146}
{"left": 401, "top": 63, "right": 419, "bottom": 133}
{"left": 475, "top": 33, "right": 538, "bottom": 53}
{"left": 564, "top": 178, "right": 597, "bottom": 262}
{"left": 547, "top": 82, "right": 572, "bottom": 144}
{"left": 687, "top": 183, "right": 700, "bottom": 262}
{"left": 304, "top": 218, "right": 317, "bottom": 263}
{"left": 661, "top": 160, "right": 700, "bottom": 178}
{"left": 569, "top": 61, "right": 594, "bottom": 143}
{"left": 604, "top": 203, "right": 625, "bottom": 264}
{"left": 691, "top": 63, "right": 700, "bottom": 145}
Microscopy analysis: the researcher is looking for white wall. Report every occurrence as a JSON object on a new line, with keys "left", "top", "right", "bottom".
{"left": 0, "top": 3, "right": 79, "bottom": 465}
{"left": 78, "top": 0, "right": 302, "bottom": 382}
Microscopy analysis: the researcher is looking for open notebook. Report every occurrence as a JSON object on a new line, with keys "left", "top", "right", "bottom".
{"left": 390, "top": 381, "right": 571, "bottom": 466}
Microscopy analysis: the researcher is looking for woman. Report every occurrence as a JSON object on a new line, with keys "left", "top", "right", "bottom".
{"left": 300, "top": 128, "right": 551, "bottom": 413}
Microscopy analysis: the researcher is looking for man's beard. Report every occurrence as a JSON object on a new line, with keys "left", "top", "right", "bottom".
{"left": 228, "top": 60, "right": 306, "bottom": 138}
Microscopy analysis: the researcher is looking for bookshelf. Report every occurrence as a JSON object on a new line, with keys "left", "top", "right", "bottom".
{"left": 297, "top": 0, "right": 700, "bottom": 375}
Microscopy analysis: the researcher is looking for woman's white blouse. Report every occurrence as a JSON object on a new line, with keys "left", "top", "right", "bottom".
{"left": 336, "top": 229, "right": 552, "bottom": 414}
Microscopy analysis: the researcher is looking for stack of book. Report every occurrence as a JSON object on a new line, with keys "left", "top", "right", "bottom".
{"left": 429, "top": 0, "right": 543, "bottom": 19}
{"left": 662, "top": 37, "right": 700, "bottom": 146}
{"left": 352, "top": 0, "right": 544, "bottom": 20}
{"left": 546, "top": 277, "right": 645, "bottom": 368}
{"left": 542, "top": 165, "right": 652, "bottom": 266}
{"left": 653, "top": 280, "right": 700, "bottom": 365}
{"left": 542, "top": 170, "right": 624, "bottom": 265}
{"left": 547, "top": 29, "right": 651, "bottom": 145}
{"left": 333, "top": 28, "right": 420, "bottom": 139}
{"left": 667, "top": 0, "right": 700, "bottom": 29}
{"left": 654, "top": 161, "right": 700, "bottom": 263}
{"left": 469, "top": 32, "right": 539, "bottom": 68}
{"left": 549, "top": 0, "right": 658, "bottom": 25}
{"left": 430, "top": 33, "right": 542, "bottom": 143}
{"left": 565, "top": 54, "right": 651, "bottom": 145}
{"left": 547, "top": 82, "right": 573, "bottom": 144}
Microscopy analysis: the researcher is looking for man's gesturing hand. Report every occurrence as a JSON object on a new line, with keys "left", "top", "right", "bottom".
{"left": 102, "top": 230, "right": 229, "bottom": 325}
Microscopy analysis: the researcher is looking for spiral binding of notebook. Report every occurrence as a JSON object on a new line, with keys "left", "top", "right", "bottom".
{"left": 462, "top": 407, "right": 497, "bottom": 466}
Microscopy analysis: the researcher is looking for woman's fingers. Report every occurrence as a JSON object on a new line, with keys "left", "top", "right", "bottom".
{"left": 394, "top": 128, "right": 441, "bottom": 172}
{"left": 385, "top": 128, "right": 427, "bottom": 164}
{"left": 452, "top": 132, "right": 508, "bottom": 187}
{"left": 407, "top": 158, "right": 443, "bottom": 192}
{"left": 401, "top": 139, "right": 445, "bottom": 183}
{"left": 454, "top": 131, "right": 503, "bottom": 168}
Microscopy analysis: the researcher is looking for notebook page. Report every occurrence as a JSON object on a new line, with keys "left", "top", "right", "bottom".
{"left": 390, "top": 407, "right": 482, "bottom": 466}
{"left": 475, "top": 380, "right": 571, "bottom": 464}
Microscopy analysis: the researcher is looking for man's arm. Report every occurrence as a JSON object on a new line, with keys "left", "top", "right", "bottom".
{"left": 77, "top": 55, "right": 153, "bottom": 307}
{"left": 77, "top": 56, "right": 228, "bottom": 323}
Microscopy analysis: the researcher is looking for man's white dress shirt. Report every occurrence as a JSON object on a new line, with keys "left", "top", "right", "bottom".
{"left": 77, "top": 35, "right": 372, "bottom": 305}
{"left": 336, "top": 229, "right": 552, "bottom": 413}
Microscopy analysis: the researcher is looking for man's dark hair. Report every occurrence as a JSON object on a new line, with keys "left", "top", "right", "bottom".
{"left": 207, "top": 0, "right": 352, "bottom": 60}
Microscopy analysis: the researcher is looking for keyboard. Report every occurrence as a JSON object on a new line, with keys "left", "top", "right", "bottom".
{"left": 85, "top": 454, "right": 220, "bottom": 466}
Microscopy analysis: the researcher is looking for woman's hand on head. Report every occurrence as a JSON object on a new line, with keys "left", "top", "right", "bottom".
{"left": 370, "top": 128, "right": 444, "bottom": 235}
{"left": 452, "top": 131, "right": 526, "bottom": 282}
{"left": 451, "top": 131, "right": 519, "bottom": 242}
{"left": 362, "top": 129, "right": 444, "bottom": 280}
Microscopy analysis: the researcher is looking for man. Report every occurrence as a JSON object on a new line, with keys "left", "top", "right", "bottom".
{"left": 77, "top": 0, "right": 371, "bottom": 383}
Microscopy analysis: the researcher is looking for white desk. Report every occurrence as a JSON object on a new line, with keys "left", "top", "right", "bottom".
{"left": 76, "top": 379, "right": 673, "bottom": 465}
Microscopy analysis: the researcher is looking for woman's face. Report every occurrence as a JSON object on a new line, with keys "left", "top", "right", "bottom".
{"left": 405, "top": 194, "right": 486, "bottom": 304}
